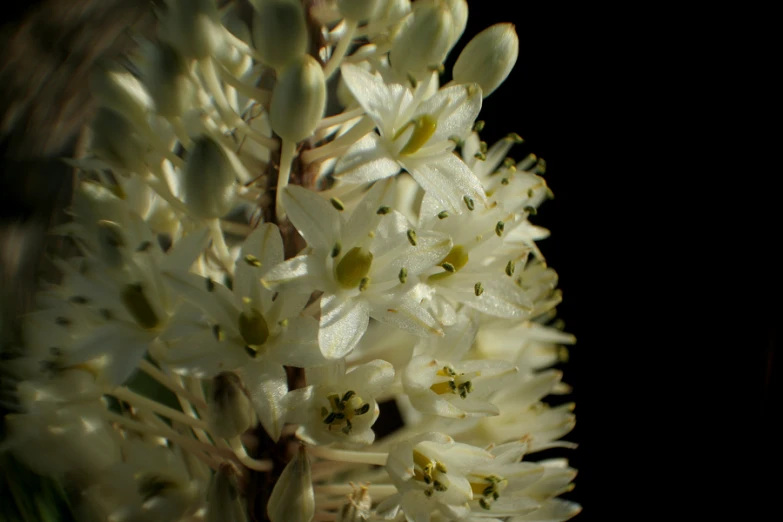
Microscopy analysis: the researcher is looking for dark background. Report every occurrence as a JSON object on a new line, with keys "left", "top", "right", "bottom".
{"left": 1, "top": 1, "right": 776, "bottom": 520}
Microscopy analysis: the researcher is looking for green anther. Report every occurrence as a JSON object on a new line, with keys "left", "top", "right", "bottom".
{"left": 323, "top": 412, "right": 338, "bottom": 424}
{"left": 377, "top": 206, "right": 391, "bottom": 215}
{"left": 244, "top": 345, "right": 258, "bottom": 358}
{"left": 121, "top": 283, "right": 159, "bottom": 330}
{"left": 474, "top": 282, "right": 484, "bottom": 296}
{"left": 527, "top": 188, "right": 535, "bottom": 198}
{"left": 433, "top": 481, "right": 448, "bottom": 492}
{"left": 435, "top": 461, "right": 447, "bottom": 473}
{"left": 244, "top": 254, "right": 261, "bottom": 267}
{"left": 97, "top": 220, "right": 125, "bottom": 267}
{"left": 136, "top": 241, "right": 152, "bottom": 252}
{"left": 479, "top": 498, "right": 491, "bottom": 510}
{"left": 503, "top": 157, "right": 516, "bottom": 169}
{"left": 463, "top": 196, "right": 475, "bottom": 211}
{"left": 70, "top": 296, "right": 88, "bottom": 304}
{"left": 474, "top": 151, "right": 486, "bottom": 161}
{"left": 442, "top": 262, "right": 456, "bottom": 273}
{"left": 342, "top": 421, "right": 353, "bottom": 434}
{"left": 441, "top": 245, "right": 469, "bottom": 272}
{"left": 407, "top": 229, "right": 417, "bottom": 246}
{"left": 355, "top": 403, "right": 371, "bottom": 415}
{"left": 505, "top": 260, "right": 515, "bottom": 277}
{"left": 238, "top": 308, "right": 270, "bottom": 346}
{"left": 335, "top": 247, "right": 373, "bottom": 289}
{"left": 330, "top": 197, "right": 345, "bottom": 211}
{"left": 483, "top": 486, "right": 495, "bottom": 496}
{"left": 473, "top": 120, "right": 485, "bottom": 132}
{"left": 524, "top": 205, "right": 538, "bottom": 215}
{"left": 279, "top": 318, "right": 288, "bottom": 327}
{"left": 428, "top": 63, "right": 445, "bottom": 74}
{"left": 448, "top": 135, "right": 465, "bottom": 148}
{"left": 399, "top": 267, "right": 408, "bottom": 284}
{"left": 331, "top": 242, "right": 341, "bottom": 258}
{"left": 501, "top": 177, "right": 510, "bottom": 185}
{"left": 206, "top": 277, "right": 215, "bottom": 292}
{"left": 479, "top": 141, "right": 488, "bottom": 154}
{"left": 495, "top": 221, "right": 505, "bottom": 236}
{"left": 507, "top": 132, "right": 524, "bottom": 144}
{"left": 55, "top": 317, "right": 71, "bottom": 326}
{"left": 437, "top": 210, "right": 449, "bottom": 219}
{"left": 399, "top": 115, "right": 438, "bottom": 156}
{"left": 359, "top": 277, "right": 370, "bottom": 291}
{"left": 212, "top": 324, "right": 224, "bottom": 341}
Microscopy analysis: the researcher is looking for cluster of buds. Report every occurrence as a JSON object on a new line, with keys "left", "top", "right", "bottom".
{"left": 1, "top": 1, "right": 580, "bottom": 521}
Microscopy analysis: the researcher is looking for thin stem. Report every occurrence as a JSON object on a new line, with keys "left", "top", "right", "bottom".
{"left": 314, "top": 484, "right": 396, "bottom": 497}
{"left": 307, "top": 445, "right": 388, "bottom": 466}
{"left": 217, "top": 60, "right": 271, "bottom": 106}
{"left": 323, "top": 19, "right": 358, "bottom": 80}
{"left": 104, "top": 411, "right": 221, "bottom": 471}
{"left": 275, "top": 138, "right": 297, "bottom": 222}
{"left": 315, "top": 107, "right": 365, "bottom": 130}
{"left": 208, "top": 218, "right": 235, "bottom": 276}
{"left": 300, "top": 117, "right": 375, "bottom": 164}
{"left": 138, "top": 359, "right": 208, "bottom": 410}
{"left": 228, "top": 436, "right": 274, "bottom": 472}
{"left": 110, "top": 386, "right": 210, "bottom": 432}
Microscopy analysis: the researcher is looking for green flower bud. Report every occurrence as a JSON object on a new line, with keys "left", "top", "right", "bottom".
{"left": 90, "top": 108, "right": 145, "bottom": 173}
{"left": 146, "top": 42, "right": 194, "bottom": 118}
{"left": 390, "top": 0, "right": 454, "bottom": 78}
{"left": 269, "top": 55, "right": 326, "bottom": 142}
{"left": 335, "top": 247, "right": 373, "bottom": 289}
{"left": 207, "top": 464, "right": 247, "bottom": 522}
{"left": 452, "top": 23, "right": 519, "bottom": 98}
{"left": 208, "top": 372, "right": 255, "bottom": 439}
{"left": 164, "top": 0, "right": 223, "bottom": 60}
{"left": 443, "top": 0, "right": 468, "bottom": 48}
{"left": 339, "top": 0, "right": 382, "bottom": 21}
{"left": 182, "top": 135, "right": 237, "bottom": 219}
{"left": 251, "top": 0, "right": 309, "bottom": 70}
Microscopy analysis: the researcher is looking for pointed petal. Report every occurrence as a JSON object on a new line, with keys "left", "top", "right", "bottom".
{"left": 235, "top": 223, "right": 283, "bottom": 310}
{"left": 415, "top": 83, "right": 482, "bottom": 144}
{"left": 163, "top": 271, "right": 240, "bottom": 335}
{"left": 282, "top": 185, "right": 341, "bottom": 251}
{"left": 343, "top": 359, "right": 395, "bottom": 397}
{"left": 160, "top": 227, "right": 210, "bottom": 273}
{"left": 267, "top": 316, "right": 326, "bottom": 368}
{"left": 318, "top": 294, "right": 370, "bottom": 359}
{"left": 406, "top": 153, "right": 485, "bottom": 214}
{"left": 342, "top": 178, "right": 396, "bottom": 250}
{"left": 240, "top": 362, "right": 288, "bottom": 442}
{"left": 334, "top": 133, "right": 401, "bottom": 184}
{"left": 340, "top": 64, "right": 414, "bottom": 135}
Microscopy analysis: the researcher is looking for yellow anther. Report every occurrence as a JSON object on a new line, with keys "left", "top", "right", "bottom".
{"left": 238, "top": 308, "right": 270, "bottom": 346}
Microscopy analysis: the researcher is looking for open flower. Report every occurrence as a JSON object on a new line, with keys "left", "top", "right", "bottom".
{"left": 262, "top": 180, "right": 451, "bottom": 359}
{"left": 283, "top": 359, "right": 394, "bottom": 446}
{"left": 334, "top": 64, "right": 486, "bottom": 213}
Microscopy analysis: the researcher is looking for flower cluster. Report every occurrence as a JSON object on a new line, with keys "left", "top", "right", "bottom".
{"left": 1, "top": 1, "right": 580, "bottom": 521}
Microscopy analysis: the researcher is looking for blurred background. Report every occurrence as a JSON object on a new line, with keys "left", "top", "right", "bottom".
{"left": 1, "top": 1, "right": 776, "bottom": 521}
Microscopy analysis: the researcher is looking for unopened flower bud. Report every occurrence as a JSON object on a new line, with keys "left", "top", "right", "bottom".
{"left": 90, "top": 108, "right": 145, "bottom": 173}
{"left": 269, "top": 55, "right": 326, "bottom": 142}
{"left": 90, "top": 67, "right": 152, "bottom": 129}
{"left": 207, "top": 463, "right": 247, "bottom": 522}
{"left": 182, "top": 135, "right": 237, "bottom": 219}
{"left": 208, "top": 372, "right": 255, "bottom": 439}
{"left": 267, "top": 445, "right": 314, "bottom": 522}
{"left": 146, "top": 42, "right": 194, "bottom": 118}
{"left": 453, "top": 23, "right": 519, "bottom": 98}
{"left": 390, "top": 0, "right": 454, "bottom": 78}
{"left": 164, "top": 0, "right": 223, "bottom": 60}
{"left": 339, "top": 0, "right": 382, "bottom": 21}
{"left": 251, "top": 0, "right": 309, "bottom": 70}
{"left": 443, "top": 0, "right": 468, "bottom": 48}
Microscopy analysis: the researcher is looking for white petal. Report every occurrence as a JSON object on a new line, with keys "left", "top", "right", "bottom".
{"left": 342, "top": 359, "right": 395, "bottom": 398}
{"left": 406, "top": 153, "right": 485, "bottom": 213}
{"left": 261, "top": 254, "right": 323, "bottom": 289}
{"left": 282, "top": 185, "right": 341, "bottom": 251}
{"left": 334, "top": 133, "right": 401, "bottom": 184}
{"left": 163, "top": 272, "right": 240, "bottom": 335}
{"left": 266, "top": 316, "right": 326, "bottom": 368}
{"left": 340, "top": 64, "right": 414, "bottom": 134}
{"left": 160, "top": 227, "right": 210, "bottom": 273}
{"left": 415, "top": 83, "right": 482, "bottom": 144}
{"left": 318, "top": 294, "right": 370, "bottom": 359}
{"left": 342, "top": 178, "right": 396, "bottom": 250}
{"left": 234, "top": 223, "right": 283, "bottom": 310}
{"left": 369, "top": 294, "right": 443, "bottom": 337}
{"left": 240, "top": 362, "right": 288, "bottom": 442}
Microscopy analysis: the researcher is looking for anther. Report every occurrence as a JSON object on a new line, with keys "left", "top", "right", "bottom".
{"left": 437, "top": 210, "right": 449, "bottom": 219}
{"left": 505, "top": 260, "right": 515, "bottom": 277}
{"left": 463, "top": 196, "right": 475, "bottom": 211}
{"left": 442, "top": 262, "right": 456, "bottom": 273}
{"left": 206, "top": 277, "right": 216, "bottom": 291}
{"left": 474, "top": 282, "right": 484, "bottom": 296}
{"left": 399, "top": 267, "right": 408, "bottom": 284}
{"left": 495, "top": 221, "right": 505, "bottom": 236}
{"left": 473, "top": 120, "right": 485, "bottom": 132}
{"left": 331, "top": 242, "right": 341, "bottom": 258}
{"left": 407, "top": 229, "right": 417, "bottom": 246}
{"left": 244, "top": 255, "right": 261, "bottom": 267}
{"left": 330, "top": 197, "right": 345, "bottom": 211}
{"left": 376, "top": 206, "right": 391, "bottom": 215}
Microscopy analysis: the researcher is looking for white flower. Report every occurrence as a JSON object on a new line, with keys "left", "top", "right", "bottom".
{"left": 378, "top": 432, "right": 496, "bottom": 522}
{"left": 284, "top": 359, "right": 394, "bottom": 446}
{"left": 403, "top": 315, "right": 518, "bottom": 419}
{"left": 334, "top": 63, "right": 486, "bottom": 213}
{"left": 262, "top": 180, "right": 450, "bottom": 359}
